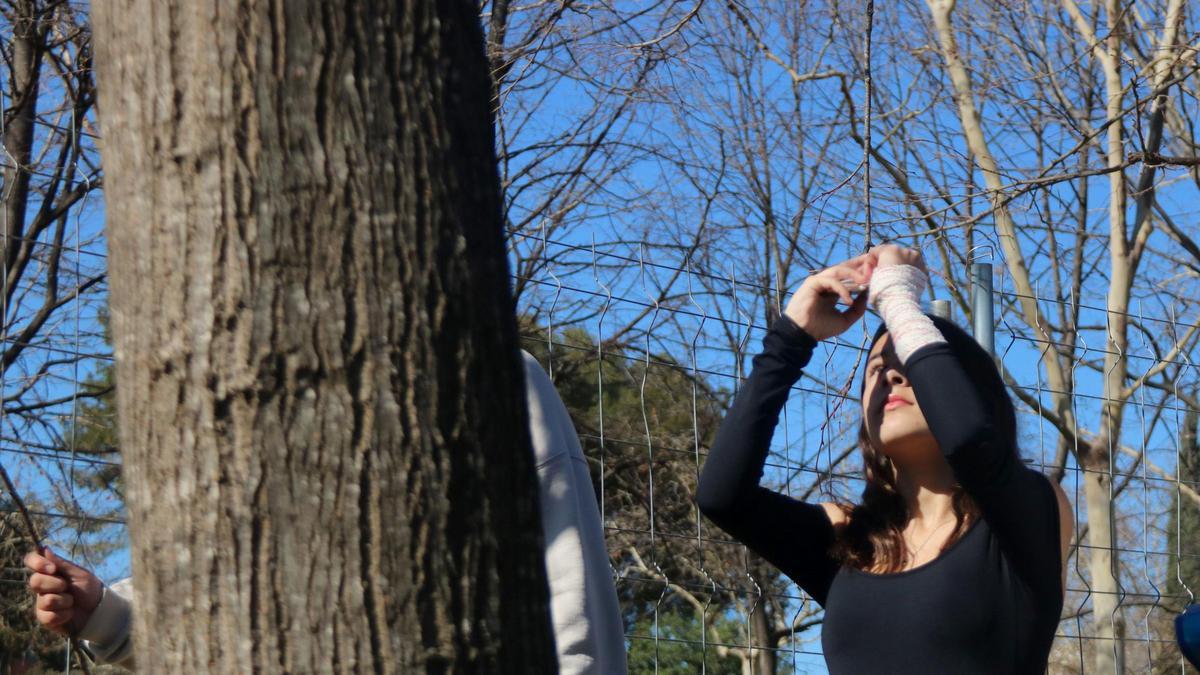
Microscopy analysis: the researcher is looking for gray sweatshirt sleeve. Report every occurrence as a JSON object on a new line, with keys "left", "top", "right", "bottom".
{"left": 79, "top": 577, "right": 135, "bottom": 668}
{"left": 522, "top": 351, "right": 628, "bottom": 675}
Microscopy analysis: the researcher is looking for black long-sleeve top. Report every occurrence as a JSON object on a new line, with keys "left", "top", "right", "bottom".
{"left": 695, "top": 315, "right": 1064, "bottom": 674}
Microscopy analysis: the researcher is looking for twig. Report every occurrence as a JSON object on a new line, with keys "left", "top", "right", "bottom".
{"left": 0, "top": 460, "right": 41, "bottom": 547}
{"left": 863, "top": 0, "right": 875, "bottom": 251}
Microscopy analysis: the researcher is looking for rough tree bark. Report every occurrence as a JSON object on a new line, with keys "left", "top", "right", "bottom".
{"left": 92, "top": 1, "right": 556, "bottom": 672}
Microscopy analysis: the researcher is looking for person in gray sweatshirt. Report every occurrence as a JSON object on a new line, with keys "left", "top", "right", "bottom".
{"left": 25, "top": 351, "right": 627, "bottom": 674}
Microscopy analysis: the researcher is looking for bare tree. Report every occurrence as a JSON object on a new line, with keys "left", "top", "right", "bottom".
{"left": 917, "top": 1, "right": 1196, "bottom": 670}
{"left": 0, "top": 1, "right": 111, "bottom": 666}
{"left": 517, "top": 1, "right": 1200, "bottom": 671}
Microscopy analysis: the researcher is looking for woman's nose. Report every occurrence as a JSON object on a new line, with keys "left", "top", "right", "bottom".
{"left": 886, "top": 367, "right": 908, "bottom": 386}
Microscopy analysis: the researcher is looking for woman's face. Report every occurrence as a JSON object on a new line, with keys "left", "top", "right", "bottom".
{"left": 861, "top": 333, "right": 937, "bottom": 462}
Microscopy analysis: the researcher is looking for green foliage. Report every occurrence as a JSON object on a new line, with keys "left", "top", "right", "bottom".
{"left": 519, "top": 318, "right": 730, "bottom": 610}
{"left": 0, "top": 511, "right": 37, "bottom": 668}
{"left": 626, "top": 608, "right": 746, "bottom": 674}
{"left": 520, "top": 318, "right": 810, "bottom": 673}
{"left": 0, "top": 509, "right": 69, "bottom": 674}
{"left": 60, "top": 309, "right": 121, "bottom": 500}
{"left": 62, "top": 365, "right": 120, "bottom": 498}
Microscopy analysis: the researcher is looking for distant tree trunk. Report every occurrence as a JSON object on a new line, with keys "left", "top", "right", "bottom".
{"left": 748, "top": 599, "right": 775, "bottom": 675}
{"left": 1, "top": 0, "right": 43, "bottom": 263}
{"left": 92, "top": 1, "right": 556, "bottom": 671}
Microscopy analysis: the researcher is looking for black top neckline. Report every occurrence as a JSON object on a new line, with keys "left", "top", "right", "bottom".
{"left": 840, "top": 516, "right": 985, "bottom": 579}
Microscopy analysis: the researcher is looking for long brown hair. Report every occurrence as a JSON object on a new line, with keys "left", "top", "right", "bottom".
{"left": 830, "top": 315, "right": 1017, "bottom": 573}
{"left": 830, "top": 423, "right": 979, "bottom": 573}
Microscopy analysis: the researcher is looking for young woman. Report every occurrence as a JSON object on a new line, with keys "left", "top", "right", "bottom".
{"left": 696, "top": 244, "right": 1073, "bottom": 673}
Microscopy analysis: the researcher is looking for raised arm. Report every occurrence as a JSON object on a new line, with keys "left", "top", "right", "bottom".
{"left": 868, "top": 252, "right": 1065, "bottom": 599}
{"left": 907, "top": 343, "right": 1063, "bottom": 597}
{"left": 696, "top": 256, "right": 873, "bottom": 606}
{"left": 695, "top": 316, "right": 843, "bottom": 604}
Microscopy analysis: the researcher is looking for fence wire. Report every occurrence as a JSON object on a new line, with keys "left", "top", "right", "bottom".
{"left": 515, "top": 229, "right": 1199, "bottom": 674}
{"left": 1, "top": 224, "right": 1197, "bottom": 673}
{"left": 0, "top": 1, "right": 1193, "bottom": 673}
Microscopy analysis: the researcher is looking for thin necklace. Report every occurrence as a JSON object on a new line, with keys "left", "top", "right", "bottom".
{"left": 905, "top": 517, "right": 957, "bottom": 565}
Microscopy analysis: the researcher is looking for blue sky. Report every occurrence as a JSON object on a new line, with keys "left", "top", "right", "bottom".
{"left": 7, "top": 2, "right": 1199, "bottom": 669}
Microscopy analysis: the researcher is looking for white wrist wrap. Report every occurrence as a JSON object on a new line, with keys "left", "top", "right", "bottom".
{"left": 867, "top": 265, "right": 946, "bottom": 363}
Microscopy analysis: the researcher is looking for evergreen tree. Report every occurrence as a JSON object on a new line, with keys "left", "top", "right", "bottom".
{"left": 1165, "top": 408, "right": 1200, "bottom": 612}
{"left": 521, "top": 319, "right": 815, "bottom": 673}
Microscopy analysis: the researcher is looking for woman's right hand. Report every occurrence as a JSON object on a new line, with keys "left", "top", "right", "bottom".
{"left": 25, "top": 548, "right": 104, "bottom": 636}
{"left": 869, "top": 243, "right": 927, "bottom": 274}
{"left": 783, "top": 253, "right": 876, "bottom": 341}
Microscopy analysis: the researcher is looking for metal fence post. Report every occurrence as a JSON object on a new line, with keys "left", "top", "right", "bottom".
{"left": 971, "top": 262, "right": 994, "bottom": 355}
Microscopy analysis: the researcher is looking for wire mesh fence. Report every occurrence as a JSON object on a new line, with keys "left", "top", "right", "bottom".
{"left": 0, "top": 226, "right": 1196, "bottom": 674}
{"left": 515, "top": 230, "right": 1199, "bottom": 674}
{"left": 3, "top": 0, "right": 1197, "bottom": 672}
{"left": 0, "top": 228, "right": 1193, "bottom": 675}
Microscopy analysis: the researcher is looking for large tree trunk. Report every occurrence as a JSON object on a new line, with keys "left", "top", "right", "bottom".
{"left": 92, "top": 1, "right": 557, "bottom": 671}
